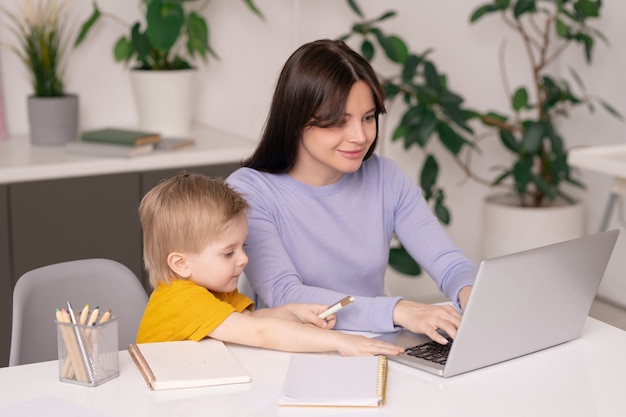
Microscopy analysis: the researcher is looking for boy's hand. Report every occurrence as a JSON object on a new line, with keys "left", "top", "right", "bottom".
{"left": 337, "top": 334, "right": 405, "bottom": 356}
{"left": 285, "top": 303, "right": 336, "bottom": 329}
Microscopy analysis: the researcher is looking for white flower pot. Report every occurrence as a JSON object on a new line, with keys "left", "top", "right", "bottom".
{"left": 482, "top": 193, "right": 585, "bottom": 259}
{"left": 129, "top": 69, "right": 197, "bottom": 137}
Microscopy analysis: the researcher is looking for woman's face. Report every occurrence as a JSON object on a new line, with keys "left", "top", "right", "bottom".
{"left": 289, "top": 80, "right": 377, "bottom": 186}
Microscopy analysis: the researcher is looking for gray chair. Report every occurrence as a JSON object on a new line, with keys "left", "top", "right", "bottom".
{"left": 9, "top": 258, "right": 149, "bottom": 366}
{"left": 238, "top": 272, "right": 266, "bottom": 309}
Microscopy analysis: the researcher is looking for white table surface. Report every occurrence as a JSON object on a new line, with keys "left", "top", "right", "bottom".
{"left": 0, "top": 124, "right": 256, "bottom": 184}
{"left": 0, "top": 318, "right": 624, "bottom": 417}
{"left": 569, "top": 144, "right": 626, "bottom": 180}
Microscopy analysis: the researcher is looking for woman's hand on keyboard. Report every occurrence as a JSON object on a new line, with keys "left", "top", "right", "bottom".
{"left": 392, "top": 300, "right": 461, "bottom": 345}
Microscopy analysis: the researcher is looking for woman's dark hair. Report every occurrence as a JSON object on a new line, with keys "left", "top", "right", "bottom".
{"left": 243, "top": 39, "right": 386, "bottom": 172}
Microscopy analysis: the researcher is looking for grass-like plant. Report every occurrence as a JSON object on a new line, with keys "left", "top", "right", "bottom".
{"left": 0, "top": 0, "right": 72, "bottom": 97}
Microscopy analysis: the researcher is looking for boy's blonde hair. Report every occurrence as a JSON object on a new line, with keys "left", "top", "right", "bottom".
{"left": 139, "top": 172, "right": 249, "bottom": 288}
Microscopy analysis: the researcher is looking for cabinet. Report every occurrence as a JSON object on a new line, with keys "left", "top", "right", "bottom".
{"left": 0, "top": 125, "right": 254, "bottom": 367}
{"left": 0, "top": 185, "right": 10, "bottom": 366}
{"left": 10, "top": 174, "right": 143, "bottom": 287}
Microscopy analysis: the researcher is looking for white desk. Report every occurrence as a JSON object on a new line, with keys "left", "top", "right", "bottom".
{"left": 0, "top": 318, "right": 624, "bottom": 417}
{"left": 569, "top": 145, "right": 626, "bottom": 231}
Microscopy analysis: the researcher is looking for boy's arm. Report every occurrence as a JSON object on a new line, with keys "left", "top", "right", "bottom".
{"left": 208, "top": 312, "right": 404, "bottom": 357}
{"left": 245, "top": 303, "right": 334, "bottom": 328}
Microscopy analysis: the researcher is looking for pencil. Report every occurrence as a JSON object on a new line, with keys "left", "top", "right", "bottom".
{"left": 58, "top": 307, "right": 85, "bottom": 381}
{"left": 87, "top": 306, "right": 100, "bottom": 326}
{"left": 98, "top": 308, "right": 111, "bottom": 324}
{"left": 78, "top": 304, "right": 90, "bottom": 325}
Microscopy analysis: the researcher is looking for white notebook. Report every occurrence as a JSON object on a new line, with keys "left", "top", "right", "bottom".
{"left": 278, "top": 354, "right": 388, "bottom": 407}
{"left": 128, "top": 339, "right": 250, "bottom": 390}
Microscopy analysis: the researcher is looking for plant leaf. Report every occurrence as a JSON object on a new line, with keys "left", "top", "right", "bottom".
{"left": 521, "top": 121, "right": 546, "bottom": 154}
{"left": 513, "top": 0, "right": 536, "bottom": 19}
{"left": 434, "top": 189, "right": 451, "bottom": 225}
{"left": 401, "top": 54, "right": 421, "bottom": 83}
{"left": 241, "top": 0, "right": 264, "bottom": 19}
{"left": 423, "top": 61, "right": 442, "bottom": 92}
{"left": 372, "top": 30, "right": 407, "bottom": 63}
{"left": 575, "top": 0, "right": 601, "bottom": 18}
{"left": 389, "top": 245, "right": 421, "bottom": 276}
{"left": 74, "top": 5, "right": 101, "bottom": 47}
{"left": 597, "top": 98, "right": 624, "bottom": 120}
{"left": 436, "top": 122, "right": 465, "bottom": 155}
{"left": 470, "top": 4, "right": 499, "bottom": 23}
{"left": 545, "top": 122, "right": 564, "bottom": 153}
{"left": 499, "top": 129, "right": 519, "bottom": 152}
{"left": 361, "top": 39, "right": 374, "bottom": 61}
{"left": 146, "top": 0, "right": 184, "bottom": 52}
{"left": 113, "top": 36, "right": 133, "bottom": 62}
{"left": 555, "top": 18, "right": 570, "bottom": 39}
{"left": 513, "top": 156, "right": 533, "bottom": 195}
{"left": 512, "top": 87, "right": 529, "bottom": 111}
{"left": 420, "top": 155, "right": 439, "bottom": 199}
{"left": 346, "top": 0, "right": 364, "bottom": 18}
{"left": 186, "top": 11, "right": 210, "bottom": 61}
{"left": 374, "top": 11, "right": 396, "bottom": 23}
{"left": 414, "top": 109, "right": 438, "bottom": 146}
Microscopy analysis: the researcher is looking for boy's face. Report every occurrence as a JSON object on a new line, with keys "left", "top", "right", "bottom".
{"left": 184, "top": 214, "right": 249, "bottom": 293}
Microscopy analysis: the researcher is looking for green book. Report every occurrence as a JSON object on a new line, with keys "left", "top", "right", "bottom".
{"left": 81, "top": 128, "right": 161, "bottom": 146}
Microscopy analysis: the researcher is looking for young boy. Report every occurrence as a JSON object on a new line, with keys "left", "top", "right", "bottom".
{"left": 136, "top": 172, "right": 403, "bottom": 356}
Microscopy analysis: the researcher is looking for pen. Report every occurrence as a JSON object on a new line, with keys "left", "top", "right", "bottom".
{"left": 318, "top": 295, "right": 354, "bottom": 320}
{"left": 67, "top": 301, "right": 95, "bottom": 383}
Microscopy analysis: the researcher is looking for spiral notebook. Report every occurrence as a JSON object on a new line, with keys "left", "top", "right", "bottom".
{"left": 128, "top": 339, "right": 250, "bottom": 390}
{"left": 278, "top": 354, "right": 388, "bottom": 408}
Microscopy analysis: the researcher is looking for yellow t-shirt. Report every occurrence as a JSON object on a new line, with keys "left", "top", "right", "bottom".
{"left": 136, "top": 279, "right": 254, "bottom": 343}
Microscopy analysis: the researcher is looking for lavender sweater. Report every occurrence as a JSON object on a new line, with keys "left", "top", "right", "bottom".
{"left": 227, "top": 155, "right": 477, "bottom": 332}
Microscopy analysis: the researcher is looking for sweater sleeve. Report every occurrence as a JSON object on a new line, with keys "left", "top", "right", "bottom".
{"left": 228, "top": 168, "right": 402, "bottom": 332}
{"left": 384, "top": 158, "right": 477, "bottom": 310}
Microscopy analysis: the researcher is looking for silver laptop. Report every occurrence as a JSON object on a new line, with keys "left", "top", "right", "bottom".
{"left": 375, "top": 229, "right": 619, "bottom": 378}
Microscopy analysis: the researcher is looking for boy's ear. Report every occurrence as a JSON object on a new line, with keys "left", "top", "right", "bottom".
{"left": 168, "top": 252, "right": 191, "bottom": 278}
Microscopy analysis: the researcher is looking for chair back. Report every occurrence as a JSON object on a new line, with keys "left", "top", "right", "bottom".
{"left": 9, "top": 258, "right": 148, "bottom": 366}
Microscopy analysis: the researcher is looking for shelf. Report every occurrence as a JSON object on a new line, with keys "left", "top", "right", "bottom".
{"left": 0, "top": 124, "right": 256, "bottom": 184}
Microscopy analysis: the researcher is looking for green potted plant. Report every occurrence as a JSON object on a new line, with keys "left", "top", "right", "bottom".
{"left": 339, "top": 0, "right": 476, "bottom": 276}
{"left": 1, "top": 0, "right": 78, "bottom": 145}
{"left": 74, "top": 0, "right": 263, "bottom": 136}
{"left": 467, "top": 0, "right": 622, "bottom": 257}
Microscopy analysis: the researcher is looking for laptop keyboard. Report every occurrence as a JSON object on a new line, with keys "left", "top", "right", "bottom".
{"left": 405, "top": 337, "right": 453, "bottom": 365}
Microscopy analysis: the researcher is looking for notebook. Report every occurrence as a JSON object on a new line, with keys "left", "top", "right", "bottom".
{"left": 375, "top": 229, "right": 619, "bottom": 378}
{"left": 128, "top": 339, "right": 251, "bottom": 390}
{"left": 278, "top": 354, "right": 388, "bottom": 407}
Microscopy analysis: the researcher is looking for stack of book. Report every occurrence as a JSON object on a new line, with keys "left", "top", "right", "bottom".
{"left": 66, "top": 128, "right": 160, "bottom": 157}
{"left": 65, "top": 128, "right": 195, "bottom": 157}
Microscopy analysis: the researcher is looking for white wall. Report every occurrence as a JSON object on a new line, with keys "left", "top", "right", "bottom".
{"left": 1, "top": 0, "right": 625, "bottom": 306}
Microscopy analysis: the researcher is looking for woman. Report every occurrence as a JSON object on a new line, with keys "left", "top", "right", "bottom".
{"left": 227, "top": 39, "right": 476, "bottom": 344}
